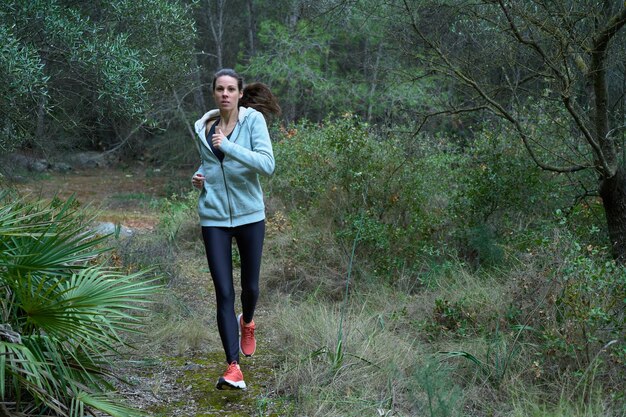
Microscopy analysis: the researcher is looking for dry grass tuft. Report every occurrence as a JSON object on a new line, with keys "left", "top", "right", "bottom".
{"left": 262, "top": 290, "right": 463, "bottom": 416}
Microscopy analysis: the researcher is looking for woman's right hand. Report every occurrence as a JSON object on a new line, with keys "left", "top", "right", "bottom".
{"left": 192, "top": 173, "right": 205, "bottom": 189}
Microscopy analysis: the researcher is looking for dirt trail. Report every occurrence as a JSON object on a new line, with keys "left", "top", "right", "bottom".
{"left": 11, "top": 167, "right": 288, "bottom": 417}
{"left": 15, "top": 167, "right": 171, "bottom": 230}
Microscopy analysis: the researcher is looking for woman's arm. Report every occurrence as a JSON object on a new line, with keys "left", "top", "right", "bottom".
{"left": 219, "top": 111, "right": 275, "bottom": 176}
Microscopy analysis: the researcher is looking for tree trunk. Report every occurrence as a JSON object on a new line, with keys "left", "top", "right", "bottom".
{"left": 246, "top": 0, "right": 255, "bottom": 58}
{"left": 193, "top": 54, "right": 207, "bottom": 111}
{"left": 207, "top": 0, "right": 225, "bottom": 70}
{"left": 599, "top": 167, "right": 626, "bottom": 262}
{"left": 173, "top": 88, "right": 197, "bottom": 143}
{"left": 36, "top": 53, "right": 47, "bottom": 147}
{"left": 36, "top": 95, "right": 46, "bottom": 140}
{"left": 287, "top": 0, "right": 300, "bottom": 29}
{"left": 366, "top": 42, "right": 383, "bottom": 122}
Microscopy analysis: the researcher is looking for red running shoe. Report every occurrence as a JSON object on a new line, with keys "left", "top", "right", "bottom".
{"left": 216, "top": 362, "right": 246, "bottom": 390}
{"left": 238, "top": 313, "right": 256, "bottom": 357}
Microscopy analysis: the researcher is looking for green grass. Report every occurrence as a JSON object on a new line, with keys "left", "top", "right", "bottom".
{"left": 264, "top": 292, "right": 446, "bottom": 416}
{"left": 255, "top": 205, "right": 625, "bottom": 416}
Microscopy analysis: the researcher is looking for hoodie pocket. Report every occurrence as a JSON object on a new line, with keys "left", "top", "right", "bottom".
{"left": 199, "top": 176, "right": 229, "bottom": 219}
{"left": 229, "top": 178, "right": 262, "bottom": 215}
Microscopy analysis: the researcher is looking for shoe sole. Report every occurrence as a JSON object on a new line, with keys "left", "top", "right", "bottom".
{"left": 216, "top": 377, "right": 246, "bottom": 390}
{"left": 238, "top": 313, "right": 256, "bottom": 357}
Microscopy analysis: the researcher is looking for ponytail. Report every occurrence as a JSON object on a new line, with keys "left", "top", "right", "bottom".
{"left": 240, "top": 82, "right": 281, "bottom": 121}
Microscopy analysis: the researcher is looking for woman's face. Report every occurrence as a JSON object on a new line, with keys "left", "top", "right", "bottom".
{"left": 213, "top": 75, "right": 242, "bottom": 112}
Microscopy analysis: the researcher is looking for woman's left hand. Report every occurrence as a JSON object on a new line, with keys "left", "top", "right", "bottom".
{"left": 212, "top": 128, "right": 226, "bottom": 149}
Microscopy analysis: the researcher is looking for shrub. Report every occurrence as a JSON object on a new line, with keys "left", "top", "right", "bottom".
{"left": 156, "top": 190, "right": 198, "bottom": 244}
{"left": 545, "top": 246, "right": 625, "bottom": 371}
{"left": 450, "top": 123, "right": 556, "bottom": 267}
{"left": 506, "top": 227, "right": 624, "bottom": 392}
{"left": 270, "top": 115, "right": 457, "bottom": 283}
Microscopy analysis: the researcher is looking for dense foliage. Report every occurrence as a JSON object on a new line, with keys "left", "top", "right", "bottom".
{"left": 265, "top": 115, "right": 625, "bottom": 415}
{"left": 0, "top": 0, "right": 196, "bottom": 153}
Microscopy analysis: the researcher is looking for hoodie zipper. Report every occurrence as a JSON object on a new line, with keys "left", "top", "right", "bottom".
{"left": 202, "top": 114, "right": 246, "bottom": 226}
{"left": 220, "top": 161, "right": 233, "bottom": 226}
{"left": 218, "top": 121, "right": 242, "bottom": 226}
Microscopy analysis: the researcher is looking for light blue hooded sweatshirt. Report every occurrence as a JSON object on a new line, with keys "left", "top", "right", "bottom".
{"left": 193, "top": 107, "right": 275, "bottom": 227}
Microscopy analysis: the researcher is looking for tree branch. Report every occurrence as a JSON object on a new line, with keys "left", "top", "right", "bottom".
{"left": 172, "top": 87, "right": 196, "bottom": 143}
{"left": 495, "top": 0, "right": 611, "bottom": 168}
{"left": 413, "top": 105, "right": 490, "bottom": 137}
{"left": 402, "top": 0, "right": 586, "bottom": 173}
{"left": 496, "top": 0, "right": 564, "bottom": 84}
{"left": 593, "top": 5, "right": 626, "bottom": 51}
{"left": 104, "top": 121, "right": 147, "bottom": 155}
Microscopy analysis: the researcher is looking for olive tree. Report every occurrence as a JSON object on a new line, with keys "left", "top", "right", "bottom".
{"left": 0, "top": 0, "right": 196, "bottom": 154}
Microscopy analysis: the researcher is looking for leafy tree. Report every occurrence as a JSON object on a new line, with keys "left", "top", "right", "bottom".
{"left": 242, "top": 1, "right": 440, "bottom": 124}
{"left": 243, "top": 19, "right": 335, "bottom": 121}
{"left": 97, "top": 0, "right": 198, "bottom": 151}
{"left": 191, "top": 0, "right": 253, "bottom": 112}
{"left": 393, "top": 0, "right": 626, "bottom": 261}
{"left": 0, "top": 193, "right": 161, "bottom": 416}
{"left": 0, "top": 0, "right": 196, "bottom": 154}
{"left": 0, "top": 25, "right": 47, "bottom": 153}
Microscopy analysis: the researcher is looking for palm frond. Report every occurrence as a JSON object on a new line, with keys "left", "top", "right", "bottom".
{"left": 72, "top": 391, "right": 147, "bottom": 417}
{"left": 16, "top": 268, "right": 161, "bottom": 348}
{"left": 0, "top": 194, "right": 109, "bottom": 277}
{"left": 1, "top": 193, "right": 162, "bottom": 415}
{"left": 0, "top": 341, "right": 68, "bottom": 415}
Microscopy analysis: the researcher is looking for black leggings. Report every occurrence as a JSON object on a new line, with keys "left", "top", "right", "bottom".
{"left": 201, "top": 220, "right": 265, "bottom": 364}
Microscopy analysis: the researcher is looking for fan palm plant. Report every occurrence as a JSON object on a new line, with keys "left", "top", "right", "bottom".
{"left": 0, "top": 191, "right": 161, "bottom": 416}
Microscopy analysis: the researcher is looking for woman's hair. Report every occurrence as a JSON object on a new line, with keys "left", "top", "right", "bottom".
{"left": 212, "top": 68, "right": 243, "bottom": 91}
{"left": 212, "top": 68, "right": 281, "bottom": 120}
{"left": 241, "top": 82, "right": 281, "bottom": 120}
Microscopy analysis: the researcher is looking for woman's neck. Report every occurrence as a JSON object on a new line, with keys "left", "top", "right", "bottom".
{"left": 219, "top": 108, "right": 238, "bottom": 126}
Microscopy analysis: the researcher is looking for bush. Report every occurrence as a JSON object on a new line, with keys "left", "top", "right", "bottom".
{"left": 156, "top": 190, "right": 198, "bottom": 244}
{"left": 504, "top": 227, "right": 625, "bottom": 393}
{"left": 270, "top": 114, "right": 457, "bottom": 283}
{"left": 544, "top": 243, "right": 625, "bottom": 372}
{"left": 450, "top": 123, "right": 557, "bottom": 267}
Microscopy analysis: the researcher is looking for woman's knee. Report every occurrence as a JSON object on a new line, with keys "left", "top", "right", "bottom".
{"left": 214, "top": 282, "right": 235, "bottom": 304}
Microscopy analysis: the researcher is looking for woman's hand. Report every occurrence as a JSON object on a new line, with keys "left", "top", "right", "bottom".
{"left": 212, "top": 128, "right": 226, "bottom": 149}
{"left": 192, "top": 173, "right": 205, "bottom": 189}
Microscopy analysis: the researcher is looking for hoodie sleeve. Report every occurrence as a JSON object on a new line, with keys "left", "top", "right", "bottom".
{"left": 219, "top": 111, "right": 275, "bottom": 176}
{"left": 194, "top": 164, "right": 204, "bottom": 177}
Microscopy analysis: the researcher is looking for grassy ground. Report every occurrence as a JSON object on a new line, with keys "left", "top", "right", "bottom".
{"left": 10, "top": 166, "right": 624, "bottom": 417}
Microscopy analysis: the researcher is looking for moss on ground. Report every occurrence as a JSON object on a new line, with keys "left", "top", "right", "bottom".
{"left": 146, "top": 353, "right": 293, "bottom": 416}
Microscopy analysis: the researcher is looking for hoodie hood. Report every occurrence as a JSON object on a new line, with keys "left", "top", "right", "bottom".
{"left": 194, "top": 107, "right": 254, "bottom": 151}
{"left": 194, "top": 107, "right": 253, "bottom": 134}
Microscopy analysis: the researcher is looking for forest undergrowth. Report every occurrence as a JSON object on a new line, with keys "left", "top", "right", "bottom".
{"left": 3, "top": 1, "right": 626, "bottom": 416}
{"left": 5, "top": 114, "right": 625, "bottom": 416}
{"left": 115, "top": 116, "right": 625, "bottom": 416}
